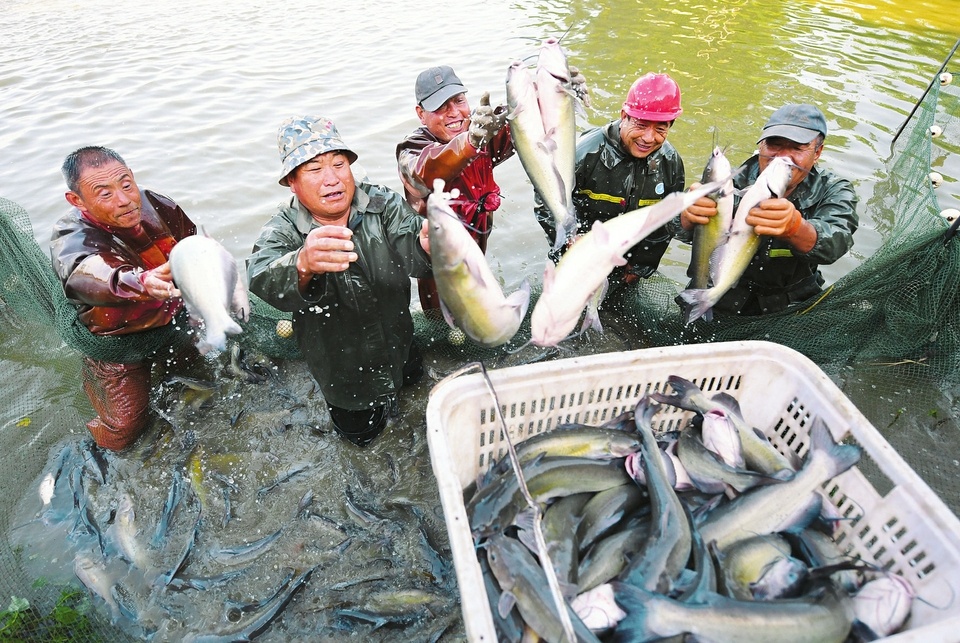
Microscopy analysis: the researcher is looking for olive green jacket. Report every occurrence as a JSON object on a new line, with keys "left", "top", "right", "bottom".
{"left": 246, "top": 183, "right": 431, "bottom": 410}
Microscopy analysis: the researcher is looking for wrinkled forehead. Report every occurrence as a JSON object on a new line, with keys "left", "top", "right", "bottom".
{"left": 77, "top": 160, "right": 133, "bottom": 187}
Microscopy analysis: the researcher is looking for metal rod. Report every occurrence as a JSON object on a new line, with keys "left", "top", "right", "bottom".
{"left": 891, "top": 37, "right": 960, "bottom": 147}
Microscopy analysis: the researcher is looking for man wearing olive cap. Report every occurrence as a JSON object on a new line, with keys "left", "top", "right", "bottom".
{"left": 679, "top": 103, "right": 859, "bottom": 315}
{"left": 247, "top": 116, "right": 432, "bottom": 447}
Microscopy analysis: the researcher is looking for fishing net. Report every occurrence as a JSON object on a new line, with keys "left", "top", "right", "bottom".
{"left": 1, "top": 72, "right": 958, "bottom": 641}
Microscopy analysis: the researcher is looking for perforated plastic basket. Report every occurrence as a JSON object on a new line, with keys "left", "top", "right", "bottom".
{"left": 426, "top": 340, "right": 960, "bottom": 642}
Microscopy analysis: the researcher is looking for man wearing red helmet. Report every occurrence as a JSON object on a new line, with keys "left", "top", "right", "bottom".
{"left": 536, "top": 72, "right": 686, "bottom": 286}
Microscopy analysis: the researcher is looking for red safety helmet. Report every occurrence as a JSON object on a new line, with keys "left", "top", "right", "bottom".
{"left": 622, "top": 73, "right": 683, "bottom": 121}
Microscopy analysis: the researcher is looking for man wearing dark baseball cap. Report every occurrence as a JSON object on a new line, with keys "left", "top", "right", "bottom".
{"left": 679, "top": 102, "right": 859, "bottom": 316}
{"left": 397, "top": 65, "right": 515, "bottom": 311}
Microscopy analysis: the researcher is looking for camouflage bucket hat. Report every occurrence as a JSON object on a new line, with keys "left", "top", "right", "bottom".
{"left": 277, "top": 116, "right": 358, "bottom": 186}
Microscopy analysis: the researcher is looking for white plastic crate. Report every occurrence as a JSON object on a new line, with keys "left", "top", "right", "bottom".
{"left": 426, "top": 340, "right": 960, "bottom": 642}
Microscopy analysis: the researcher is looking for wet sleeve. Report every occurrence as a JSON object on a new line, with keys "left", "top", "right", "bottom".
{"left": 489, "top": 122, "right": 515, "bottom": 166}
{"left": 801, "top": 177, "right": 859, "bottom": 264}
{"left": 147, "top": 191, "right": 197, "bottom": 239}
{"left": 62, "top": 253, "right": 153, "bottom": 306}
{"left": 382, "top": 194, "right": 432, "bottom": 278}
{"left": 397, "top": 133, "right": 479, "bottom": 198}
{"left": 246, "top": 212, "right": 324, "bottom": 312}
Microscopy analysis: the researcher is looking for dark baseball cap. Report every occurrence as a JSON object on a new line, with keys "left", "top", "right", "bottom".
{"left": 757, "top": 104, "right": 828, "bottom": 144}
{"left": 415, "top": 65, "right": 467, "bottom": 112}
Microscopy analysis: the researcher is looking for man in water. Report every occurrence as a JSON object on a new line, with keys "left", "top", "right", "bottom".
{"left": 678, "top": 103, "right": 858, "bottom": 315}
{"left": 248, "top": 116, "right": 431, "bottom": 447}
{"left": 396, "top": 64, "right": 513, "bottom": 310}
{"left": 51, "top": 146, "right": 196, "bottom": 451}
{"left": 536, "top": 72, "right": 687, "bottom": 289}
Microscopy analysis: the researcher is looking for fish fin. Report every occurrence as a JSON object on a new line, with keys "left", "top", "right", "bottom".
{"left": 782, "top": 494, "right": 824, "bottom": 535}
{"left": 438, "top": 298, "right": 458, "bottom": 329}
{"left": 677, "top": 288, "right": 715, "bottom": 325}
{"left": 497, "top": 590, "right": 517, "bottom": 619}
{"left": 711, "top": 392, "right": 743, "bottom": 418}
{"left": 579, "top": 281, "right": 606, "bottom": 335}
{"left": 231, "top": 277, "right": 251, "bottom": 323}
{"left": 537, "top": 135, "right": 558, "bottom": 156}
{"left": 506, "top": 279, "right": 532, "bottom": 319}
{"left": 542, "top": 260, "right": 557, "bottom": 293}
{"left": 607, "top": 582, "right": 659, "bottom": 641}
{"left": 809, "top": 417, "right": 862, "bottom": 477}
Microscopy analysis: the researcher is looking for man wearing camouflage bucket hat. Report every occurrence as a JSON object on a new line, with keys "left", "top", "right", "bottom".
{"left": 247, "top": 116, "right": 432, "bottom": 447}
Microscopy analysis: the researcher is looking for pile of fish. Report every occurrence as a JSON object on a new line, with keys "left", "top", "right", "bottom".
{"left": 14, "top": 351, "right": 462, "bottom": 641}
{"left": 466, "top": 375, "right": 916, "bottom": 642}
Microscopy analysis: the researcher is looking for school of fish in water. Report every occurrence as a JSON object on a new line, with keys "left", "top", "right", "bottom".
{"left": 12, "top": 348, "right": 463, "bottom": 641}
{"left": 466, "top": 376, "right": 917, "bottom": 642}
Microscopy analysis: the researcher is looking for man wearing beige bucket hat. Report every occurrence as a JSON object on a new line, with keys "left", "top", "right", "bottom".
{"left": 247, "top": 116, "right": 432, "bottom": 447}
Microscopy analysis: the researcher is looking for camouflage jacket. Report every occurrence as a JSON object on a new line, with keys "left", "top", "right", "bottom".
{"left": 50, "top": 190, "right": 195, "bottom": 335}
{"left": 246, "top": 183, "right": 431, "bottom": 410}
{"left": 535, "top": 120, "right": 686, "bottom": 275}
{"left": 684, "top": 154, "right": 859, "bottom": 315}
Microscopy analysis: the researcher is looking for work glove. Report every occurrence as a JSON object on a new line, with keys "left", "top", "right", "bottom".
{"left": 569, "top": 65, "right": 591, "bottom": 108}
{"left": 469, "top": 92, "right": 500, "bottom": 150}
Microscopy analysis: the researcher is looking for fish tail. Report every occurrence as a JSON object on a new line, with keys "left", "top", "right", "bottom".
{"left": 551, "top": 210, "right": 578, "bottom": 251}
{"left": 810, "top": 417, "right": 862, "bottom": 477}
{"left": 608, "top": 582, "right": 659, "bottom": 642}
{"left": 677, "top": 288, "right": 716, "bottom": 325}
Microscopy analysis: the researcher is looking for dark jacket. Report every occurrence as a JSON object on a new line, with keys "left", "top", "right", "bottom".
{"left": 396, "top": 126, "right": 514, "bottom": 248}
{"left": 50, "top": 190, "right": 195, "bottom": 335}
{"left": 691, "top": 154, "right": 859, "bottom": 315}
{"left": 246, "top": 183, "right": 432, "bottom": 410}
{"left": 536, "top": 120, "right": 686, "bottom": 275}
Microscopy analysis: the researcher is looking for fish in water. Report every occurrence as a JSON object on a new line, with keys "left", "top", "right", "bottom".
{"left": 426, "top": 181, "right": 530, "bottom": 347}
{"left": 678, "top": 155, "right": 794, "bottom": 324}
{"left": 169, "top": 232, "right": 250, "bottom": 355}
{"left": 38, "top": 472, "right": 55, "bottom": 506}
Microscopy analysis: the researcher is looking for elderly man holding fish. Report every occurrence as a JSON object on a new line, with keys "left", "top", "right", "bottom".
{"left": 50, "top": 146, "right": 197, "bottom": 451}
{"left": 535, "top": 72, "right": 687, "bottom": 287}
{"left": 248, "top": 116, "right": 432, "bottom": 447}
{"left": 678, "top": 103, "right": 859, "bottom": 318}
{"left": 396, "top": 65, "right": 516, "bottom": 311}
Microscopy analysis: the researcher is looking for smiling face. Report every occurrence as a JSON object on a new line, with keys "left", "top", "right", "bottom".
{"left": 416, "top": 93, "right": 471, "bottom": 143}
{"left": 65, "top": 160, "right": 143, "bottom": 229}
{"left": 286, "top": 151, "right": 356, "bottom": 224}
{"left": 619, "top": 113, "right": 672, "bottom": 159}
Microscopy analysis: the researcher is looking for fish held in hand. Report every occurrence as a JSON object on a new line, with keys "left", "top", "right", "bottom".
{"left": 169, "top": 232, "right": 250, "bottom": 355}
{"left": 507, "top": 59, "right": 577, "bottom": 252}
{"left": 678, "top": 155, "right": 793, "bottom": 324}
{"left": 426, "top": 181, "right": 530, "bottom": 347}
{"left": 531, "top": 178, "right": 733, "bottom": 347}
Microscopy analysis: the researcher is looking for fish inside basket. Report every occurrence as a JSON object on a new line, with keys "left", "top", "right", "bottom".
{"left": 426, "top": 340, "right": 960, "bottom": 642}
